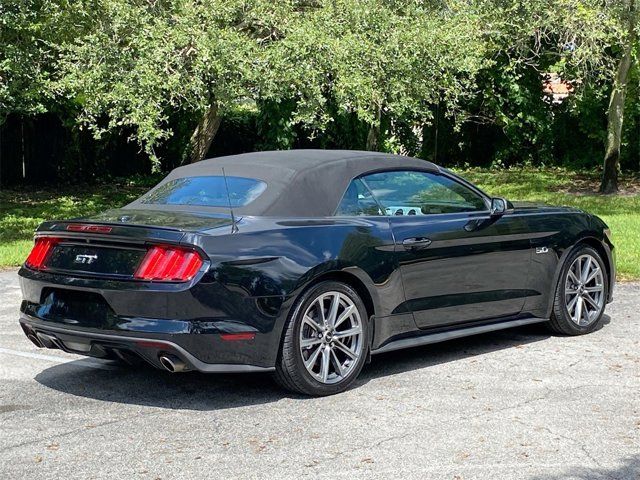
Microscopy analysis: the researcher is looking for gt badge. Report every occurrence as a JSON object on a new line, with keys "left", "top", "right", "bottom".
{"left": 74, "top": 254, "right": 98, "bottom": 264}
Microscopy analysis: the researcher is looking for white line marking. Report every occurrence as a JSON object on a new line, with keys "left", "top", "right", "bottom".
{"left": 0, "top": 347, "right": 117, "bottom": 370}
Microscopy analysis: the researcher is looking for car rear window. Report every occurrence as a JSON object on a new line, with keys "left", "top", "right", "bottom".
{"left": 140, "top": 176, "right": 267, "bottom": 207}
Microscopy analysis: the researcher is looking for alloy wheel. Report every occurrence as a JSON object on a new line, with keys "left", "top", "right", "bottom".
{"left": 564, "top": 254, "right": 605, "bottom": 327}
{"left": 299, "top": 291, "right": 364, "bottom": 384}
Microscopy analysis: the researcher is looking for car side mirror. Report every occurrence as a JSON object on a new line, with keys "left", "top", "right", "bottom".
{"left": 490, "top": 197, "right": 508, "bottom": 217}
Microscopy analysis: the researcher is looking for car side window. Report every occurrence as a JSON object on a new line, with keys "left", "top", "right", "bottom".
{"left": 336, "top": 170, "right": 487, "bottom": 216}
{"left": 335, "top": 178, "right": 384, "bottom": 216}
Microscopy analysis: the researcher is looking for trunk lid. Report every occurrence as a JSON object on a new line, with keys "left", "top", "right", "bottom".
{"left": 37, "top": 208, "right": 233, "bottom": 240}
{"left": 32, "top": 208, "right": 227, "bottom": 279}
{"left": 70, "top": 208, "right": 233, "bottom": 231}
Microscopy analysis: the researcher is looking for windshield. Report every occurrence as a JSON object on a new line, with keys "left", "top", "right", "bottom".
{"left": 140, "top": 176, "right": 267, "bottom": 207}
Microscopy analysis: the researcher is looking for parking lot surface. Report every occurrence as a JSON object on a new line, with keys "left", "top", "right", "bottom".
{"left": 1, "top": 269, "right": 638, "bottom": 479}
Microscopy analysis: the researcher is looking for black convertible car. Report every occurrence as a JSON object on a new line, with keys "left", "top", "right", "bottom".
{"left": 18, "top": 150, "right": 614, "bottom": 395}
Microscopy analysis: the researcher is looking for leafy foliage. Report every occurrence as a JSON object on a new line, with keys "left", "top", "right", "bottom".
{"left": 1, "top": 0, "right": 640, "bottom": 175}
{"left": 54, "top": 0, "right": 267, "bottom": 167}
{"left": 261, "top": 1, "right": 487, "bottom": 146}
{"left": 0, "top": 0, "right": 70, "bottom": 118}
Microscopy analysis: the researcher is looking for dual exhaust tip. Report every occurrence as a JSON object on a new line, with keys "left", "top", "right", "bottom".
{"left": 158, "top": 354, "right": 187, "bottom": 373}
{"left": 27, "top": 328, "right": 187, "bottom": 374}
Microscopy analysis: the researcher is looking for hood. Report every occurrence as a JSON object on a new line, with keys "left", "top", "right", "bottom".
{"left": 510, "top": 201, "right": 583, "bottom": 214}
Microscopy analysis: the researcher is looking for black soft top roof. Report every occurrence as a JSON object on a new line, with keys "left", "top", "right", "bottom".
{"left": 126, "top": 149, "right": 440, "bottom": 217}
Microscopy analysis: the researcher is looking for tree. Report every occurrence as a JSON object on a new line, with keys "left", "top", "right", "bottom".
{"left": 261, "top": 0, "right": 487, "bottom": 153}
{"left": 55, "top": 0, "right": 290, "bottom": 168}
{"left": 601, "top": 0, "right": 638, "bottom": 193}
{"left": 463, "top": 1, "right": 621, "bottom": 165}
{"left": 0, "top": 0, "right": 86, "bottom": 121}
{"left": 4, "top": 0, "right": 636, "bottom": 179}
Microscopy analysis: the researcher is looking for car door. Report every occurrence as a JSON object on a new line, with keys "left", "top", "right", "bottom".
{"left": 359, "top": 170, "right": 533, "bottom": 330}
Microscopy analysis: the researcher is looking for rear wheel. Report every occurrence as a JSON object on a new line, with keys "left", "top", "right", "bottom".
{"left": 548, "top": 246, "right": 608, "bottom": 335}
{"left": 274, "top": 281, "right": 369, "bottom": 396}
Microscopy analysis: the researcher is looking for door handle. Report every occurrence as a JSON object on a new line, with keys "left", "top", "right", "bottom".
{"left": 402, "top": 237, "right": 432, "bottom": 250}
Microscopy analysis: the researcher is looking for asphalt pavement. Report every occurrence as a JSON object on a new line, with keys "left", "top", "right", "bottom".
{"left": 1, "top": 269, "right": 638, "bottom": 479}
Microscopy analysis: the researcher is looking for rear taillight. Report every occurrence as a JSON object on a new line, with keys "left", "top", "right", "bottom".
{"left": 25, "top": 237, "right": 59, "bottom": 270}
{"left": 134, "top": 245, "right": 204, "bottom": 282}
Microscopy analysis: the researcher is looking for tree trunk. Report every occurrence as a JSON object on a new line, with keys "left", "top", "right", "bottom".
{"left": 365, "top": 104, "right": 382, "bottom": 151}
{"left": 600, "top": 7, "right": 636, "bottom": 193}
{"left": 188, "top": 104, "right": 221, "bottom": 164}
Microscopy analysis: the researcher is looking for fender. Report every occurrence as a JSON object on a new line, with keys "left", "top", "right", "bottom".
{"left": 543, "top": 234, "right": 613, "bottom": 318}
{"left": 264, "top": 264, "right": 382, "bottom": 361}
{"left": 293, "top": 264, "right": 382, "bottom": 313}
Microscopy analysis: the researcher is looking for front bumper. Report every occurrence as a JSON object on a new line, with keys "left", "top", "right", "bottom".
{"left": 604, "top": 239, "right": 616, "bottom": 303}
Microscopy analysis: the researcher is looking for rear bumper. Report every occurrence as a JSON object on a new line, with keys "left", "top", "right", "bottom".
{"left": 19, "top": 316, "right": 275, "bottom": 373}
{"left": 17, "top": 266, "right": 289, "bottom": 372}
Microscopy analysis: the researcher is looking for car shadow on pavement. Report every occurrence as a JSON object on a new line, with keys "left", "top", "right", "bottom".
{"left": 358, "top": 315, "right": 607, "bottom": 382}
{"left": 529, "top": 454, "right": 640, "bottom": 480}
{"left": 34, "top": 318, "right": 609, "bottom": 411}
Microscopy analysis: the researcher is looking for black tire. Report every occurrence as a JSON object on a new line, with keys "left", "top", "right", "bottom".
{"left": 274, "top": 281, "right": 369, "bottom": 396}
{"left": 548, "top": 245, "right": 608, "bottom": 335}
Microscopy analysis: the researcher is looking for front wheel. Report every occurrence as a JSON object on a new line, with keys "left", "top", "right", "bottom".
{"left": 274, "top": 281, "right": 369, "bottom": 396}
{"left": 548, "top": 246, "right": 608, "bottom": 335}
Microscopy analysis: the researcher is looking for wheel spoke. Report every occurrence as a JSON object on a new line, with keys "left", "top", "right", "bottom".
{"left": 334, "top": 339, "right": 358, "bottom": 360}
{"left": 581, "top": 257, "right": 592, "bottom": 283}
{"left": 584, "top": 268, "right": 599, "bottom": 285}
{"left": 583, "top": 293, "right": 600, "bottom": 310}
{"left": 303, "top": 315, "right": 323, "bottom": 333}
{"left": 574, "top": 296, "right": 583, "bottom": 324}
{"left": 567, "top": 293, "right": 579, "bottom": 313}
{"left": 567, "top": 270, "right": 580, "bottom": 285}
{"left": 304, "top": 345, "right": 322, "bottom": 370}
{"left": 327, "top": 293, "right": 340, "bottom": 328}
{"left": 301, "top": 337, "right": 322, "bottom": 349}
{"left": 316, "top": 296, "right": 327, "bottom": 326}
{"left": 334, "top": 325, "right": 362, "bottom": 339}
{"left": 334, "top": 304, "right": 355, "bottom": 329}
{"left": 320, "top": 346, "right": 331, "bottom": 382}
{"left": 585, "top": 286, "right": 603, "bottom": 293}
{"left": 581, "top": 298, "right": 590, "bottom": 323}
{"left": 574, "top": 259, "right": 582, "bottom": 282}
{"left": 565, "top": 288, "right": 579, "bottom": 295}
{"left": 330, "top": 349, "right": 344, "bottom": 377}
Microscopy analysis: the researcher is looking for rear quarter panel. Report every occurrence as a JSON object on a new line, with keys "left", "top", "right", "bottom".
{"left": 184, "top": 216, "right": 402, "bottom": 359}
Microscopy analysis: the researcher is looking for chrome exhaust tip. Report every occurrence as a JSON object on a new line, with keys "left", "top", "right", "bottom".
{"left": 158, "top": 354, "right": 187, "bottom": 373}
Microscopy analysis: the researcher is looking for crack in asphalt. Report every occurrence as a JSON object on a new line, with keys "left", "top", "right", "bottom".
{"left": 0, "top": 411, "right": 162, "bottom": 454}
{"left": 309, "top": 379, "right": 636, "bottom": 471}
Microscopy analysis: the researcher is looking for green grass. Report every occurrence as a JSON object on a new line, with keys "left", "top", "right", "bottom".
{"left": 0, "top": 179, "right": 153, "bottom": 268}
{"left": 456, "top": 167, "right": 640, "bottom": 281}
{"left": 1, "top": 168, "right": 638, "bottom": 280}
